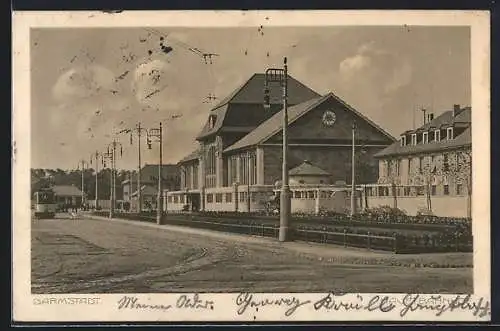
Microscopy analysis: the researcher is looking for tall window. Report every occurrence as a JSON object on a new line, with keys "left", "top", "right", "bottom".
{"left": 447, "top": 127, "right": 454, "bottom": 140}
{"left": 401, "top": 135, "right": 406, "bottom": 146}
{"left": 434, "top": 130, "right": 441, "bottom": 142}
{"left": 193, "top": 163, "right": 199, "bottom": 189}
{"left": 411, "top": 134, "right": 417, "bottom": 145}
{"left": 423, "top": 132, "right": 429, "bottom": 144}
{"left": 204, "top": 145, "right": 217, "bottom": 188}
{"left": 418, "top": 157, "right": 424, "bottom": 174}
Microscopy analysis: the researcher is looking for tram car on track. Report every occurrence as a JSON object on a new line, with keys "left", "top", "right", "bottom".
{"left": 33, "top": 188, "right": 57, "bottom": 219}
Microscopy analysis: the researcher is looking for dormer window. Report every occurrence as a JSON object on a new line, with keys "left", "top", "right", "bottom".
{"left": 447, "top": 127, "right": 454, "bottom": 140}
{"left": 434, "top": 129, "right": 441, "bottom": 142}
{"left": 423, "top": 132, "right": 429, "bottom": 144}
{"left": 411, "top": 133, "right": 417, "bottom": 145}
{"left": 400, "top": 135, "right": 406, "bottom": 146}
{"left": 208, "top": 115, "right": 217, "bottom": 130}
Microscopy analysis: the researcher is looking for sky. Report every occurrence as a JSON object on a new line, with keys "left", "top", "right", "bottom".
{"left": 30, "top": 26, "right": 471, "bottom": 170}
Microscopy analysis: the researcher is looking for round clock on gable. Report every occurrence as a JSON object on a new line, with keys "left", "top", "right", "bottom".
{"left": 322, "top": 110, "right": 337, "bottom": 127}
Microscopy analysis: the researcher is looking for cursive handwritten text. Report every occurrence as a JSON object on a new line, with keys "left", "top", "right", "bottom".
{"left": 400, "top": 294, "right": 490, "bottom": 318}
{"left": 117, "top": 296, "right": 172, "bottom": 311}
{"left": 236, "top": 292, "right": 311, "bottom": 317}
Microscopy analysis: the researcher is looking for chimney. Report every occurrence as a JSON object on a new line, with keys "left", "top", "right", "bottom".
{"left": 453, "top": 104, "right": 461, "bottom": 117}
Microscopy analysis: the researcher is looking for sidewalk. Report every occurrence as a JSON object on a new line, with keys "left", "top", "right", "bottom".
{"left": 86, "top": 214, "right": 473, "bottom": 269}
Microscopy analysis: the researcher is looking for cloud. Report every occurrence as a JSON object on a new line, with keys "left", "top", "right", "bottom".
{"left": 339, "top": 54, "right": 371, "bottom": 76}
{"left": 52, "top": 64, "right": 117, "bottom": 103}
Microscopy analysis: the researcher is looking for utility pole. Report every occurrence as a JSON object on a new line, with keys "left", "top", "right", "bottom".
{"left": 264, "top": 57, "right": 290, "bottom": 242}
{"left": 147, "top": 122, "right": 163, "bottom": 225}
{"left": 105, "top": 139, "right": 123, "bottom": 218}
{"left": 350, "top": 121, "right": 357, "bottom": 217}
{"left": 119, "top": 122, "right": 148, "bottom": 213}
{"left": 89, "top": 150, "right": 103, "bottom": 210}
{"left": 77, "top": 160, "right": 90, "bottom": 209}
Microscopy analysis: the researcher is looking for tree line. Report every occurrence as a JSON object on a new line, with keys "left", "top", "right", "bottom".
{"left": 31, "top": 168, "right": 138, "bottom": 200}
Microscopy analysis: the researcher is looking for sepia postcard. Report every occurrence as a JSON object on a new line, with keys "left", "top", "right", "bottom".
{"left": 12, "top": 10, "right": 491, "bottom": 323}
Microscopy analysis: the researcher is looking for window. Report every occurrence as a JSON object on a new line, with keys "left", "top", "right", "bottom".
{"left": 208, "top": 115, "right": 217, "bottom": 130}
{"left": 397, "top": 159, "right": 401, "bottom": 176}
{"left": 404, "top": 187, "right": 411, "bottom": 196}
{"left": 307, "top": 191, "right": 315, "bottom": 199}
{"left": 444, "top": 185, "right": 450, "bottom": 195}
{"left": 174, "top": 196, "right": 178, "bottom": 203}
{"left": 443, "top": 154, "right": 449, "bottom": 172}
{"left": 411, "top": 134, "right": 417, "bottom": 145}
{"left": 447, "top": 127, "right": 454, "bottom": 140}
{"left": 215, "top": 193, "right": 223, "bottom": 203}
{"left": 293, "top": 191, "right": 300, "bottom": 198}
{"left": 417, "top": 186, "right": 425, "bottom": 196}
{"left": 319, "top": 180, "right": 324, "bottom": 184}
{"left": 225, "top": 193, "right": 232, "bottom": 203}
{"left": 423, "top": 132, "right": 429, "bottom": 144}
{"left": 401, "top": 135, "right": 406, "bottom": 146}
{"left": 299, "top": 180, "right": 305, "bottom": 184}
{"left": 456, "top": 184, "right": 463, "bottom": 195}
{"left": 431, "top": 185, "right": 437, "bottom": 195}
{"left": 206, "top": 194, "right": 213, "bottom": 203}
{"left": 434, "top": 130, "right": 441, "bottom": 142}
{"left": 239, "top": 192, "right": 245, "bottom": 202}
{"left": 418, "top": 157, "right": 424, "bottom": 174}
{"left": 251, "top": 193, "right": 257, "bottom": 202}
{"left": 168, "top": 196, "right": 172, "bottom": 203}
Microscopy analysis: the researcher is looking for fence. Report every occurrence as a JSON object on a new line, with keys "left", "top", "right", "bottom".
{"left": 92, "top": 211, "right": 472, "bottom": 254}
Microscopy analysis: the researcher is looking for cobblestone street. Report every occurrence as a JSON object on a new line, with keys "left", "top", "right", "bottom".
{"left": 31, "top": 215, "right": 473, "bottom": 294}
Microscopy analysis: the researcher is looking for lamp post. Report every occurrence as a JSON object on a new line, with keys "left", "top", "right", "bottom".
{"left": 77, "top": 160, "right": 90, "bottom": 209}
{"left": 350, "top": 121, "right": 357, "bottom": 217}
{"left": 89, "top": 151, "right": 104, "bottom": 210}
{"left": 264, "top": 57, "right": 290, "bottom": 242}
{"left": 146, "top": 122, "right": 163, "bottom": 225}
{"left": 118, "top": 122, "right": 148, "bottom": 213}
{"left": 105, "top": 139, "right": 123, "bottom": 218}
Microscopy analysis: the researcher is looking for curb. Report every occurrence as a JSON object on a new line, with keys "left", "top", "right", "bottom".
{"left": 85, "top": 215, "right": 472, "bottom": 269}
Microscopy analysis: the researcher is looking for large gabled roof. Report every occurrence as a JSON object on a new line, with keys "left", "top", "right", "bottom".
{"left": 224, "top": 92, "right": 396, "bottom": 153}
{"left": 196, "top": 73, "right": 321, "bottom": 140}
{"left": 223, "top": 95, "right": 325, "bottom": 152}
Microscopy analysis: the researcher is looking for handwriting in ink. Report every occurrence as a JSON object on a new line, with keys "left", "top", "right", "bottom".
{"left": 117, "top": 296, "right": 172, "bottom": 311}
{"left": 400, "top": 294, "right": 490, "bottom": 318}
{"left": 313, "top": 293, "right": 395, "bottom": 313}
{"left": 236, "top": 292, "right": 311, "bottom": 317}
{"left": 176, "top": 293, "right": 215, "bottom": 310}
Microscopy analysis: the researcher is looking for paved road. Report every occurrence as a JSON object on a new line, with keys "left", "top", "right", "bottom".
{"left": 31, "top": 215, "right": 472, "bottom": 294}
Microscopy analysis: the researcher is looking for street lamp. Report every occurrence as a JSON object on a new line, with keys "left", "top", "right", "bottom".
{"left": 146, "top": 122, "right": 163, "bottom": 225}
{"left": 104, "top": 139, "right": 123, "bottom": 218}
{"left": 90, "top": 151, "right": 104, "bottom": 210}
{"left": 118, "top": 122, "right": 149, "bottom": 213}
{"left": 350, "top": 121, "right": 357, "bottom": 217}
{"left": 77, "top": 159, "right": 90, "bottom": 209}
{"left": 264, "top": 57, "right": 290, "bottom": 242}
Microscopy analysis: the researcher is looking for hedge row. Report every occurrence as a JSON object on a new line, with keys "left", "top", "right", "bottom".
{"left": 93, "top": 211, "right": 472, "bottom": 254}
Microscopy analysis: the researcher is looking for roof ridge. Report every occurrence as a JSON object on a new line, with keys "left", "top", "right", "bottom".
{"left": 210, "top": 73, "right": 257, "bottom": 110}
{"left": 257, "top": 94, "right": 331, "bottom": 145}
{"left": 328, "top": 91, "right": 397, "bottom": 142}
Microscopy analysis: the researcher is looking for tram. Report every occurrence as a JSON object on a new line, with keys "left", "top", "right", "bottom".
{"left": 33, "top": 188, "right": 57, "bottom": 219}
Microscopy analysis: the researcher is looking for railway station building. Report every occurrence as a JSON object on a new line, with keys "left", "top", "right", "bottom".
{"left": 165, "top": 73, "right": 396, "bottom": 213}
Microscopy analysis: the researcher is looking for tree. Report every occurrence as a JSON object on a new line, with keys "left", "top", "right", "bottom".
{"left": 443, "top": 149, "right": 472, "bottom": 218}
